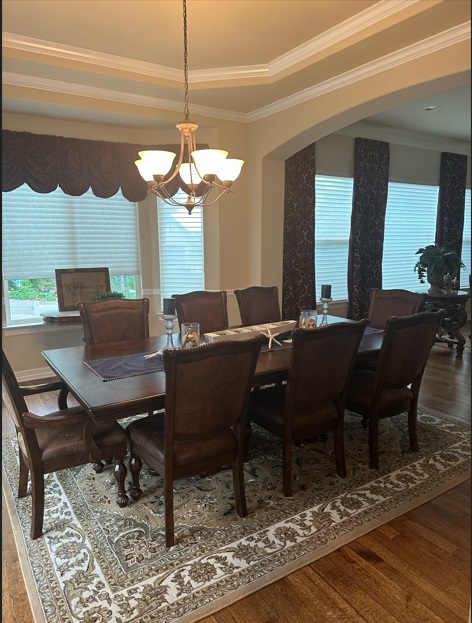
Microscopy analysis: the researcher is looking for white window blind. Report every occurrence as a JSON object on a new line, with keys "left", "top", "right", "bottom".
{"left": 314, "top": 175, "right": 353, "bottom": 301}
{"left": 2, "top": 184, "right": 140, "bottom": 279}
{"left": 382, "top": 182, "right": 438, "bottom": 291}
{"left": 460, "top": 188, "right": 471, "bottom": 288}
{"left": 157, "top": 193, "right": 204, "bottom": 300}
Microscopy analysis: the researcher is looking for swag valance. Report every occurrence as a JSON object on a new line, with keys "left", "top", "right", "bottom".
{"left": 2, "top": 130, "right": 208, "bottom": 202}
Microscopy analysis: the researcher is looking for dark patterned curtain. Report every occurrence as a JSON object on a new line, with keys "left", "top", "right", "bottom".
{"left": 282, "top": 143, "right": 316, "bottom": 320}
{"left": 435, "top": 151, "right": 468, "bottom": 258}
{"left": 2, "top": 130, "right": 208, "bottom": 201}
{"left": 348, "top": 137, "right": 390, "bottom": 320}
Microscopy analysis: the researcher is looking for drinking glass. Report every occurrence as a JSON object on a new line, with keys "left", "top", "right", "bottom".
{"left": 181, "top": 322, "right": 200, "bottom": 348}
{"left": 299, "top": 310, "right": 317, "bottom": 330}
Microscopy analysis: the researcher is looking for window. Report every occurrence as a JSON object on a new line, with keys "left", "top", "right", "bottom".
{"left": 460, "top": 188, "right": 471, "bottom": 288}
{"left": 2, "top": 185, "right": 141, "bottom": 325}
{"left": 157, "top": 193, "right": 204, "bottom": 301}
{"left": 382, "top": 182, "right": 438, "bottom": 291}
{"left": 314, "top": 175, "right": 353, "bottom": 301}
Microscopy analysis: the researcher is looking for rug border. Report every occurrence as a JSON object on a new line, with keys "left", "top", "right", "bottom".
{"left": 2, "top": 465, "right": 46, "bottom": 623}
{"left": 2, "top": 405, "right": 470, "bottom": 623}
{"left": 178, "top": 471, "right": 470, "bottom": 623}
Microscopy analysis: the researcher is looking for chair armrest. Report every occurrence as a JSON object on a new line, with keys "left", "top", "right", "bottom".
{"left": 23, "top": 407, "right": 88, "bottom": 429}
{"left": 20, "top": 381, "right": 65, "bottom": 396}
{"left": 20, "top": 381, "right": 70, "bottom": 409}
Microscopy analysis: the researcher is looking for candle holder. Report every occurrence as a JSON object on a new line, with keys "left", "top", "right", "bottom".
{"left": 319, "top": 296, "right": 333, "bottom": 325}
{"left": 161, "top": 313, "right": 178, "bottom": 349}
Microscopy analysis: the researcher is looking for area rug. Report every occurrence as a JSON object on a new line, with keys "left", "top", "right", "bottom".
{"left": 2, "top": 407, "right": 470, "bottom": 623}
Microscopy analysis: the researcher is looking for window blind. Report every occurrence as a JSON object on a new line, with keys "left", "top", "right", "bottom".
{"left": 2, "top": 184, "right": 140, "bottom": 280}
{"left": 460, "top": 188, "right": 471, "bottom": 287}
{"left": 383, "top": 182, "right": 438, "bottom": 291}
{"left": 314, "top": 175, "right": 354, "bottom": 301}
{"left": 157, "top": 193, "right": 204, "bottom": 300}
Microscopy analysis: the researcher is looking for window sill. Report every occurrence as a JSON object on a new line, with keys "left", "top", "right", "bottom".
{"left": 2, "top": 322, "right": 84, "bottom": 336}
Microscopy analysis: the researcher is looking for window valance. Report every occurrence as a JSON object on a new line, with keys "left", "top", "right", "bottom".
{"left": 2, "top": 130, "right": 208, "bottom": 202}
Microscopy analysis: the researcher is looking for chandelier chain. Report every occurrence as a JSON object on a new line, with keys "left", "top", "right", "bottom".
{"left": 183, "top": 0, "right": 190, "bottom": 120}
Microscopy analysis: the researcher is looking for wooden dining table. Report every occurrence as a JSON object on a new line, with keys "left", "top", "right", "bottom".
{"left": 42, "top": 315, "right": 383, "bottom": 424}
{"left": 42, "top": 315, "right": 384, "bottom": 506}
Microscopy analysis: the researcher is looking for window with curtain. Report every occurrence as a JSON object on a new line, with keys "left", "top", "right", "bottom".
{"left": 314, "top": 175, "right": 353, "bottom": 301}
{"left": 157, "top": 192, "right": 204, "bottom": 301}
{"left": 2, "top": 184, "right": 141, "bottom": 325}
{"left": 314, "top": 176, "right": 469, "bottom": 299}
{"left": 382, "top": 182, "right": 439, "bottom": 291}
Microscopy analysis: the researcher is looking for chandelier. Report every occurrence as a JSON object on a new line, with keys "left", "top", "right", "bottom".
{"left": 135, "top": 0, "right": 244, "bottom": 215}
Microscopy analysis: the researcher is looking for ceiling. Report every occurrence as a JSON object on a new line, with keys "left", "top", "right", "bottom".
{"left": 2, "top": 0, "right": 471, "bottom": 143}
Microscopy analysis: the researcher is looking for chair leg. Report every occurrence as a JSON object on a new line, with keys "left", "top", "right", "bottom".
{"left": 333, "top": 422, "right": 347, "bottom": 478}
{"left": 18, "top": 451, "right": 29, "bottom": 498}
{"left": 113, "top": 457, "right": 129, "bottom": 508}
{"left": 30, "top": 470, "right": 45, "bottom": 540}
{"left": 369, "top": 418, "right": 379, "bottom": 469}
{"left": 129, "top": 454, "right": 143, "bottom": 501}
{"left": 92, "top": 461, "right": 104, "bottom": 473}
{"left": 164, "top": 472, "right": 175, "bottom": 547}
{"left": 408, "top": 406, "right": 419, "bottom": 452}
{"left": 282, "top": 434, "right": 292, "bottom": 497}
{"left": 232, "top": 455, "right": 248, "bottom": 517}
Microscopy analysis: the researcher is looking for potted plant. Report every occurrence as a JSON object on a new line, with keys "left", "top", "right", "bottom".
{"left": 414, "top": 243, "right": 465, "bottom": 293}
{"left": 94, "top": 291, "right": 125, "bottom": 301}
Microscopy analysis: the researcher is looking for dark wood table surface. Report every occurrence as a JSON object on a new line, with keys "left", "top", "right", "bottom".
{"left": 42, "top": 315, "right": 384, "bottom": 424}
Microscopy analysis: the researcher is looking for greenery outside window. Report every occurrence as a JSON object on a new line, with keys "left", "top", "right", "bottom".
{"left": 2, "top": 185, "right": 141, "bottom": 325}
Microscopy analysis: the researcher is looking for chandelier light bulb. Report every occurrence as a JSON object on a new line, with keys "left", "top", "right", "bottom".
{"left": 137, "top": 150, "right": 176, "bottom": 180}
{"left": 191, "top": 149, "right": 228, "bottom": 178}
{"left": 179, "top": 163, "right": 202, "bottom": 187}
{"left": 216, "top": 159, "right": 244, "bottom": 183}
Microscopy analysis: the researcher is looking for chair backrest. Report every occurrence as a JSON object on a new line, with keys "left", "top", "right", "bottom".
{"left": 287, "top": 320, "right": 368, "bottom": 412}
{"left": 2, "top": 350, "right": 28, "bottom": 433}
{"left": 234, "top": 286, "right": 281, "bottom": 326}
{"left": 163, "top": 336, "right": 263, "bottom": 440}
{"left": 78, "top": 298, "right": 150, "bottom": 345}
{"left": 374, "top": 310, "right": 445, "bottom": 390}
{"left": 368, "top": 288, "right": 424, "bottom": 329}
{"left": 172, "top": 290, "right": 229, "bottom": 335}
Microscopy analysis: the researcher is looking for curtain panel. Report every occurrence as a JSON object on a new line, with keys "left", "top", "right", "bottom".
{"left": 2, "top": 130, "right": 208, "bottom": 201}
{"left": 348, "top": 137, "right": 390, "bottom": 320}
{"left": 435, "top": 151, "right": 468, "bottom": 259}
{"left": 282, "top": 143, "right": 316, "bottom": 320}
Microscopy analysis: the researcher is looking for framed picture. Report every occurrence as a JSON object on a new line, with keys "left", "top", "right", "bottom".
{"left": 56, "top": 268, "right": 111, "bottom": 311}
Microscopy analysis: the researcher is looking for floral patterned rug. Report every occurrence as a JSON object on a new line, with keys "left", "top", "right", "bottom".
{"left": 2, "top": 408, "right": 470, "bottom": 623}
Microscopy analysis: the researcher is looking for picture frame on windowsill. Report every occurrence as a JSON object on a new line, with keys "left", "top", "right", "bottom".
{"left": 56, "top": 267, "right": 111, "bottom": 311}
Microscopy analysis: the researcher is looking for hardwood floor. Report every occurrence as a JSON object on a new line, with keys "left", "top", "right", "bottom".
{"left": 2, "top": 337, "right": 470, "bottom": 623}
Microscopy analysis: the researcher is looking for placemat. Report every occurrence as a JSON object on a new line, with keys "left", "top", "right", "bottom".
{"left": 84, "top": 351, "right": 164, "bottom": 381}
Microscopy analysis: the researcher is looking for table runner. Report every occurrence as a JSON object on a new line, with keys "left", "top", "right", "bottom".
{"left": 84, "top": 351, "right": 164, "bottom": 381}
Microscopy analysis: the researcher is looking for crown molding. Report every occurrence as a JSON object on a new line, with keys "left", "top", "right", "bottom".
{"left": 3, "top": 23, "right": 469, "bottom": 125}
{"left": 247, "top": 22, "right": 470, "bottom": 122}
{"left": 269, "top": 0, "right": 416, "bottom": 74}
{"left": 337, "top": 121, "right": 471, "bottom": 154}
{"left": 1, "top": 72, "right": 248, "bottom": 123}
{"left": 0, "top": 0, "right": 438, "bottom": 85}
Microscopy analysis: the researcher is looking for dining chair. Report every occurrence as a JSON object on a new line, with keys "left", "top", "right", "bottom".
{"left": 346, "top": 310, "right": 445, "bottom": 470}
{"left": 127, "top": 336, "right": 264, "bottom": 547}
{"left": 247, "top": 319, "right": 368, "bottom": 497}
{"left": 2, "top": 349, "right": 129, "bottom": 540}
{"left": 367, "top": 288, "right": 424, "bottom": 329}
{"left": 78, "top": 298, "right": 150, "bottom": 345}
{"left": 172, "top": 290, "right": 229, "bottom": 335}
{"left": 234, "top": 286, "right": 281, "bottom": 327}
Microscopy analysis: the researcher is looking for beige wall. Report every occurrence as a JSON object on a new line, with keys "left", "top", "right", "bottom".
{"left": 3, "top": 37, "right": 470, "bottom": 378}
